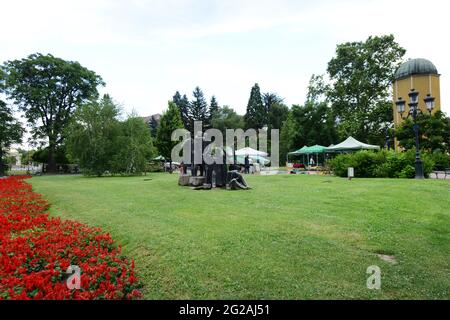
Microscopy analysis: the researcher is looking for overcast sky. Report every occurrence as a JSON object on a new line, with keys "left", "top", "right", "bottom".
{"left": 1, "top": 0, "right": 449, "bottom": 117}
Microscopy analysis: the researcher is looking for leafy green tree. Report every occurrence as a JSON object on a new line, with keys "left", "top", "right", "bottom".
{"left": 173, "top": 91, "right": 189, "bottom": 130}
{"left": 155, "top": 101, "right": 184, "bottom": 160}
{"left": 111, "top": 112, "right": 155, "bottom": 175}
{"left": 0, "top": 101, "right": 23, "bottom": 176}
{"left": 395, "top": 111, "right": 450, "bottom": 152}
{"left": 211, "top": 106, "right": 245, "bottom": 133}
{"left": 263, "top": 92, "right": 288, "bottom": 131}
{"left": 65, "top": 95, "right": 121, "bottom": 176}
{"left": 280, "top": 112, "right": 299, "bottom": 165}
{"left": 244, "top": 83, "right": 267, "bottom": 129}
{"left": 4, "top": 53, "right": 104, "bottom": 172}
{"left": 280, "top": 103, "right": 337, "bottom": 164}
{"left": 326, "top": 35, "right": 406, "bottom": 145}
{"left": 306, "top": 74, "right": 329, "bottom": 104}
{"left": 188, "top": 87, "right": 210, "bottom": 129}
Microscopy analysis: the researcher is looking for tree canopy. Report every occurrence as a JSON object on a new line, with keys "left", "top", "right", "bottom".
{"left": 395, "top": 111, "right": 450, "bottom": 153}
{"left": 326, "top": 34, "right": 406, "bottom": 145}
{"left": 155, "top": 101, "right": 184, "bottom": 160}
{"left": 4, "top": 53, "right": 104, "bottom": 172}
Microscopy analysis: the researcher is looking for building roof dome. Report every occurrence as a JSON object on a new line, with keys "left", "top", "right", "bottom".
{"left": 394, "top": 58, "right": 438, "bottom": 80}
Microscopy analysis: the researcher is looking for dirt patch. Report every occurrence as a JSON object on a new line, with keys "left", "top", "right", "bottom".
{"left": 376, "top": 254, "right": 397, "bottom": 264}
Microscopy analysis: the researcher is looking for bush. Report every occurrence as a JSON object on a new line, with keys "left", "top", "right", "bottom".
{"left": 430, "top": 151, "right": 450, "bottom": 170}
{"left": 328, "top": 149, "right": 435, "bottom": 179}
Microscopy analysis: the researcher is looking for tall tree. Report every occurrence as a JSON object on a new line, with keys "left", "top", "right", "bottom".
{"left": 4, "top": 53, "right": 103, "bottom": 172}
{"left": 280, "top": 103, "right": 337, "bottom": 164}
{"left": 111, "top": 112, "right": 155, "bottom": 175}
{"left": 155, "top": 101, "right": 184, "bottom": 159}
{"left": 263, "top": 92, "right": 287, "bottom": 130}
{"left": 173, "top": 91, "right": 189, "bottom": 130}
{"left": 263, "top": 92, "right": 284, "bottom": 113}
{"left": 209, "top": 95, "right": 219, "bottom": 122}
{"left": 306, "top": 74, "right": 329, "bottom": 104}
{"left": 326, "top": 34, "right": 406, "bottom": 145}
{"left": 0, "top": 101, "right": 24, "bottom": 176}
{"left": 244, "top": 83, "right": 267, "bottom": 129}
{"left": 65, "top": 95, "right": 121, "bottom": 176}
{"left": 188, "top": 87, "right": 210, "bottom": 129}
{"left": 148, "top": 115, "right": 159, "bottom": 138}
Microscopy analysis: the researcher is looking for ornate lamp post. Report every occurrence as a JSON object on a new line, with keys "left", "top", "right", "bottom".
{"left": 395, "top": 89, "right": 435, "bottom": 179}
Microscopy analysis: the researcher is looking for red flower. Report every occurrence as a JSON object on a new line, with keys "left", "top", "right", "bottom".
{"left": 0, "top": 176, "right": 142, "bottom": 300}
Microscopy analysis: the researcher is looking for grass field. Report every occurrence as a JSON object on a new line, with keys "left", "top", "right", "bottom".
{"left": 30, "top": 174, "right": 450, "bottom": 299}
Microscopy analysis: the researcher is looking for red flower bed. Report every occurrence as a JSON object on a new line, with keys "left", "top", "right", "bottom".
{"left": 0, "top": 176, "right": 142, "bottom": 300}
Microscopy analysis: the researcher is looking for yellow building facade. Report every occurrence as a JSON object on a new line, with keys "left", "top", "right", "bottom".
{"left": 392, "top": 58, "right": 441, "bottom": 150}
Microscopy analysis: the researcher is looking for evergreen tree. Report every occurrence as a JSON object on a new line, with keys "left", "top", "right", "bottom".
{"left": 209, "top": 95, "right": 219, "bottom": 122}
{"left": 244, "top": 83, "right": 267, "bottom": 129}
{"left": 155, "top": 101, "right": 184, "bottom": 159}
{"left": 173, "top": 91, "right": 189, "bottom": 130}
{"left": 148, "top": 116, "right": 159, "bottom": 138}
{"left": 188, "top": 86, "right": 209, "bottom": 129}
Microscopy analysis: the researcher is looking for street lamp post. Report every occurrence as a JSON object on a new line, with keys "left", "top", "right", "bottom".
{"left": 395, "top": 89, "right": 435, "bottom": 179}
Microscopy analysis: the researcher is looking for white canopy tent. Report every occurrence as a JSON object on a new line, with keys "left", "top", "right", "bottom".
{"left": 325, "top": 136, "right": 380, "bottom": 152}
{"left": 235, "top": 147, "right": 268, "bottom": 157}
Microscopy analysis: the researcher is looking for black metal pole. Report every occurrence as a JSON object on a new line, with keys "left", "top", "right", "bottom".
{"left": 411, "top": 104, "right": 424, "bottom": 179}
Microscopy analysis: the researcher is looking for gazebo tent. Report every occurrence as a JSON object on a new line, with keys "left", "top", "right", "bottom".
{"left": 301, "top": 145, "right": 327, "bottom": 166}
{"left": 235, "top": 147, "right": 268, "bottom": 157}
{"left": 288, "top": 145, "right": 327, "bottom": 166}
{"left": 325, "top": 137, "right": 380, "bottom": 153}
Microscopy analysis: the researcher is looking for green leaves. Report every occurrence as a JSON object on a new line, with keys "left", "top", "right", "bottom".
{"left": 395, "top": 111, "right": 450, "bottom": 152}
{"left": 326, "top": 35, "right": 406, "bottom": 145}
{"left": 155, "top": 101, "right": 184, "bottom": 159}
{"left": 3, "top": 53, "right": 104, "bottom": 172}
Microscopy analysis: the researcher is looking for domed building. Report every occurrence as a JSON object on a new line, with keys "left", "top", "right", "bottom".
{"left": 393, "top": 58, "right": 441, "bottom": 150}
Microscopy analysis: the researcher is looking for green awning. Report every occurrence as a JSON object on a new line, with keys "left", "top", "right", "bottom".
{"left": 301, "top": 145, "right": 327, "bottom": 154}
{"left": 288, "top": 146, "right": 308, "bottom": 155}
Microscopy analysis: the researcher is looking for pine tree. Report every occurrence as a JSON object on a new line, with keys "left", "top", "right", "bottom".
{"left": 148, "top": 116, "right": 159, "bottom": 138}
{"left": 189, "top": 86, "right": 209, "bottom": 130}
{"left": 244, "top": 83, "right": 267, "bottom": 129}
{"left": 172, "top": 91, "right": 189, "bottom": 130}
{"left": 209, "top": 95, "right": 219, "bottom": 124}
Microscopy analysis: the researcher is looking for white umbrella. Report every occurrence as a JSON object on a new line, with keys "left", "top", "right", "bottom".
{"left": 235, "top": 147, "right": 268, "bottom": 157}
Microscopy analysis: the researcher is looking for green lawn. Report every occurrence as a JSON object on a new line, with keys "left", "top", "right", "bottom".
{"left": 30, "top": 174, "right": 450, "bottom": 299}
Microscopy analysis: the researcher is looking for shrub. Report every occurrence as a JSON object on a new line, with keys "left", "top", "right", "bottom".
{"left": 328, "top": 149, "right": 435, "bottom": 179}
{"left": 430, "top": 151, "right": 450, "bottom": 170}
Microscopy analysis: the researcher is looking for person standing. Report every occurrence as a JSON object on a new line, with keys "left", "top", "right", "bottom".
{"left": 244, "top": 155, "right": 250, "bottom": 174}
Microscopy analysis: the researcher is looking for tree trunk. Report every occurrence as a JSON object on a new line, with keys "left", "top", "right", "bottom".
{"left": 47, "top": 141, "right": 57, "bottom": 173}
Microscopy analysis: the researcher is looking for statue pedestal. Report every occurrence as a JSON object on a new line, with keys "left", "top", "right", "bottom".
{"left": 189, "top": 176, "right": 205, "bottom": 187}
{"left": 178, "top": 174, "right": 191, "bottom": 186}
